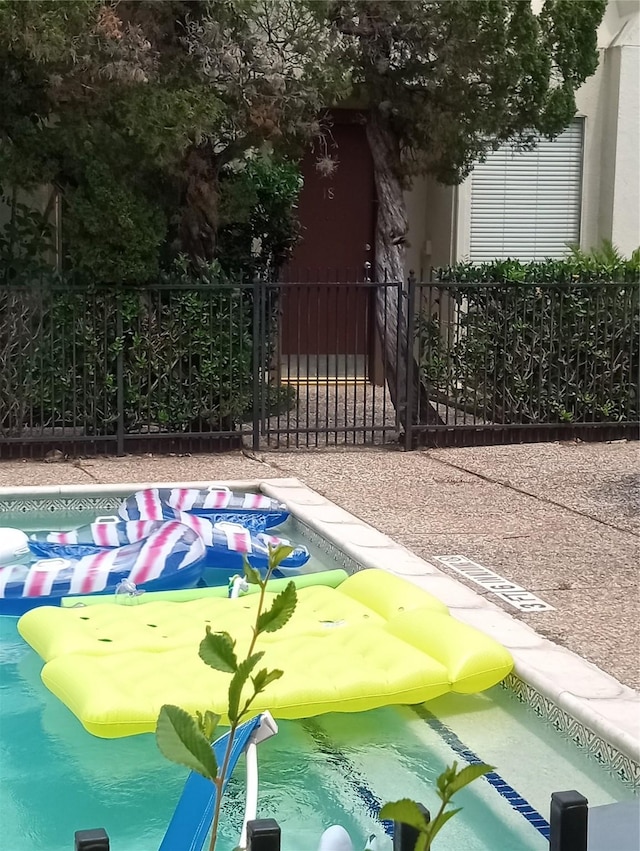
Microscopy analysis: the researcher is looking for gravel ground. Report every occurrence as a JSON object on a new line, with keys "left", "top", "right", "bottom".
{"left": 0, "top": 439, "right": 638, "bottom": 690}
{"left": 255, "top": 382, "right": 399, "bottom": 448}
{"left": 253, "top": 381, "right": 468, "bottom": 448}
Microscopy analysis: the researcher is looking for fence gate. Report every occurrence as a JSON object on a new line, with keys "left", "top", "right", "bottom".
{"left": 253, "top": 279, "right": 403, "bottom": 449}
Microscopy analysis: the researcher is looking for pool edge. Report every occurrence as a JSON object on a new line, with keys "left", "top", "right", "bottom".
{"left": 1, "top": 477, "right": 638, "bottom": 789}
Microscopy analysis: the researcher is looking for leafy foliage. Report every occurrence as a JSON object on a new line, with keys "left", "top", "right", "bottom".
{"left": 0, "top": 189, "right": 56, "bottom": 282}
{"left": 63, "top": 160, "right": 167, "bottom": 283}
{"left": 418, "top": 255, "right": 640, "bottom": 426}
{"left": 326, "top": 0, "right": 607, "bottom": 185}
{"left": 0, "top": 260, "right": 261, "bottom": 438}
{"left": 200, "top": 630, "right": 239, "bottom": 675}
{"left": 0, "top": 0, "right": 321, "bottom": 275}
{"left": 217, "top": 154, "right": 304, "bottom": 280}
{"left": 256, "top": 580, "right": 297, "bottom": 633}
{"left": 156, "top": 545, "right": 298, "bottom": 851}
{"left": 381, "top": 761, "right": 493, "bottom": 851}
{"left": 156, "top": 704, "right": 220, "bottom": 779}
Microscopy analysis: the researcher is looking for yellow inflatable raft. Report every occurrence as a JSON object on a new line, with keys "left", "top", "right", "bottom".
{"left": 18, "top": 569, "right": 513, "bottom": 738}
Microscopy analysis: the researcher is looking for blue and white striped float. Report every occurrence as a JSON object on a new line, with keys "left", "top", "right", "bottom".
{"left": 183, "top": 517, "right": 310, "bottom": 577}
{"left": 30, "top": 516, "right": 310, "bottom": 579}
{"left": 119, "top": 487, "right": 289, "bottom": 530}
{"left": 0, "top": 521, "right": 206, "bottom": 616}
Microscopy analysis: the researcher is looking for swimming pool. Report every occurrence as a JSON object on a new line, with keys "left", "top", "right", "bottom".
{"left": 0, "top": 489, "right": 637, "bottom": 851}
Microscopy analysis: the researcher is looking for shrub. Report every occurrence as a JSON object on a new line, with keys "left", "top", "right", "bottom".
{"left": 1, "top": 260, "right": 293, "bottom": 438}
{"left": 63, "top": 160, "right": 167, "bottom": 285}
{"left": 419, "top": 253, "right": 639, "bottom": 425}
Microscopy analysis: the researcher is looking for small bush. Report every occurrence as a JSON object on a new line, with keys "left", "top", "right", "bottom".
{"left": 1, "top": 260, "right": 294, "bottom": 438}
{"left": 419, "top": 254, "right": 639, "bottom": 425}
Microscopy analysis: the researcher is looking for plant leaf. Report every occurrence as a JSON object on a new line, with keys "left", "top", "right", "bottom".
{"left": 436, "top": 761, "right": 458, "bottom": 800}
{"left": 379, "top": 799, "right": 430, "bottom": 832}
{"left": 156, "top": 704, "right": 218, "bottom": 781}
{"left": 256, "top": 582, "right": 297, "bottom": 634}
{"left": 228, "top": 651, "right": 264, "bottom": 723}
{"left": 251, "top": 666, "right": 283, "bottom": 695}
{"left": 268, "top": 543, "right": 295, "bottom": 569}
{"left": 199, "top": 628, "right": 238, "bottom": 673}
{"left": 444, "top": 763, "right": 494, "bottom": 797}
{"left": 243, "top": 557, "right": 262, "bottom": 586}
{"left": 195, "top": 709, "right": 221, "bottom": 743}
{"left": 425, "top": 807, "right": 462, "bottom": 843}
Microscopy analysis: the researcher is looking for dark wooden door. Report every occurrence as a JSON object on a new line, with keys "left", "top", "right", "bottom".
{"left": 280, "top": 112, "right": 375, "bottom": 372}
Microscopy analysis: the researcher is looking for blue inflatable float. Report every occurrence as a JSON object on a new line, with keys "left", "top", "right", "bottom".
{"left": 119, "top": 487, "right": 289, "bottom": 529}
{"left": 31, "top": 516, "right": 310, "bottom": 579}
{"left": 0, "top": 521, "right": 206, "bottom": 616}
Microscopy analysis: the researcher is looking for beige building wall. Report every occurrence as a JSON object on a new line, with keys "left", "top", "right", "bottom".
{"left": 413, "top": 0, "right": 640, "bottom": 269}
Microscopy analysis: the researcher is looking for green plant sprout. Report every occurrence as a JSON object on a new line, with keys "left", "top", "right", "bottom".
{"left": 155, "top": 542, "right": 491, "bottom": 851}
{"left": 155, "top": 543, "right": 298, "bottom": 851}
{"left": 380, "top": 761, "right": 493, "bottom": 851}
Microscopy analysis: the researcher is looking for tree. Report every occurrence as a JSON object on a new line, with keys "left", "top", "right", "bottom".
{"left": 2, "top": 1, "right": 608, "bottom": 428}
{"left": 175, "top": 0, "right": 348, "bottom": 260}
{"left": 0, "top": 1, "right": 346, "bottom": 277}
{"left": 0, "top": 0, "right": 228, "bottom": 280}
{"left": 324, "top": 0, "right": 607, "bottom": 430}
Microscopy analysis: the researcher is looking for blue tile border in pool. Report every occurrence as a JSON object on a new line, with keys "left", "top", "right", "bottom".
{"left": 0, "top": 494, "right": 122, "bottom": 514}
{"left": 291, "top": 519, "right": 640, "bottom": 794}
{"left": 412, "top": 705, "right": 551, "bottom": 840}
{"left": 292, "top": 518, "right": 364, "bottom": 574}
{"left": 304, "top": 712, "right": 550, "bottom": 844}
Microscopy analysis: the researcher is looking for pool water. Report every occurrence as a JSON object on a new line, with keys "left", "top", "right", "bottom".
{"left": 0, "top": 509, "right": 637, "bottom": 851}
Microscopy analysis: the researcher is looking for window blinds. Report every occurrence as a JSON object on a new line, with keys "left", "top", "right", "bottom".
{"left": 469, "top": 120, "right": 584, "bottom": 262}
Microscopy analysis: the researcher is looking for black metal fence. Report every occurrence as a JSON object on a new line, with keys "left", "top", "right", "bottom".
{"left": 1, "top": 277, "right": 637, "bottom": 457}
{"left": 410, "top": 278, "right": 639, "bottom": 446}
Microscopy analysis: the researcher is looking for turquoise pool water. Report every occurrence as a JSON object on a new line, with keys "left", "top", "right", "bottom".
{"left": 0, "top": 508, "right": 636, "bottom": 850}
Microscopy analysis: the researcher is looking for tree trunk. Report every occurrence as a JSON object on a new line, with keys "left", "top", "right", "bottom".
{"left": 178, "top": 144, "right": 220, "bottom": 263}
{"left": 365, "top": 110, "right": 443, "bottom": 432}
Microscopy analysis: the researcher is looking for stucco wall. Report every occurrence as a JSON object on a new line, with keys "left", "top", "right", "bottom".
{"left": 577, "top": 4, "right": 639, "bottom": 255}
{"left": 608, "top": 32, "right": 640, "bottom": 255}
{"left": 404, "top": 175, "right": 456, "bottom": 280}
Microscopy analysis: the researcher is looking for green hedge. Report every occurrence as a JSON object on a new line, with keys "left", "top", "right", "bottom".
{"left": 419, "top": 258, "right": 639, "bottom": 425}
{"left": 1, "top": 262, "right": 291, "bottom": 439}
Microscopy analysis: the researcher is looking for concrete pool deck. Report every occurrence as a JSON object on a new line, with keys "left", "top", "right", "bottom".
{"left": 0, "top": 441, "right": 638, "bottom": 766}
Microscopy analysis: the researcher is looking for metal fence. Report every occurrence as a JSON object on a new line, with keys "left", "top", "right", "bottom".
{"left": 410, "top": 279, "right": 639, "bottom": 447}
{"left": 0, "top": 277, "right": 637, "bottom": 457}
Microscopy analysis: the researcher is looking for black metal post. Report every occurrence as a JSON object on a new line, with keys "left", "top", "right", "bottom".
{"left": 404, "top": 272, "right": 417, "bottom": 451}
{"left": 550, "top": 790, "right": 588, "bottom": 851}
{"left": 251, "top": 274, "right": 262, "bottom": 452}
{"left": 246, "top": 818, "right": 281, "bottom": 850}
{"left": 393, "top": 803, "right": 430, "bottom": 851}
{"left": 115, "top": 286, "right": 125, "bottom": 457}
{"left": 74, "top": 828, "right": 110, "bottom": 850}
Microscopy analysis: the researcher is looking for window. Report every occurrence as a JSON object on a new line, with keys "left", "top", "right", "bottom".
{"left": 469, "top": 120, "right": 584, "bottom": 262}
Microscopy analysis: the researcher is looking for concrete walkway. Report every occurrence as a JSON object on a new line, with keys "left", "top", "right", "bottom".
{"left": 0, "top": 440, "right": 638, "bottom": 690}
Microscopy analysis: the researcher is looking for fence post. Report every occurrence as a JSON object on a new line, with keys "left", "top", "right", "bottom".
{"left": 404, "top": 272, "right": 416, "bottom": 451}
{"left": 251, "top": 274, "right": 262, "bottom": 453}
{"left": 550, "top": 791, "right": 588, "bottom": 851}
{"left": 74, "top": 828, "right": 109, "bottom": 850}
{"left": 246, "top": 818, "right": 281, "bottom": 850}
{"left": 115, "top": 285, "right": 125, "bottom": 457}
